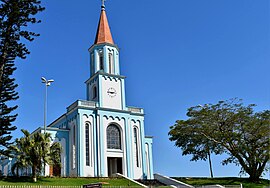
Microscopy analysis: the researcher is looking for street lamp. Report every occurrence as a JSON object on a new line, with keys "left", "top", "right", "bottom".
{"left": 41, "top": 77, "right": 54, "bottom": 133}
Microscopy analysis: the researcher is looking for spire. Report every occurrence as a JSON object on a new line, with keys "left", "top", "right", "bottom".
{"left": 101, "top": 0, "right": 105, "bottom": 10}
{"left": 94, "top": 0, "right": 114, "bottom": 45}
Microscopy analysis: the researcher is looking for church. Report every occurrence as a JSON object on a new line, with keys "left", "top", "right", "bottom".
{"left": 30, "top": 2, "right": 154, "bottom": 179}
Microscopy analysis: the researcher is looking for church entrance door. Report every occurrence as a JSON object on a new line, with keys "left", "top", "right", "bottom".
{"left": 49, "top": 165, "right": 61, "bottom": 176}
{"left": 107, "top": 157, "right": 122, "bottom": 177}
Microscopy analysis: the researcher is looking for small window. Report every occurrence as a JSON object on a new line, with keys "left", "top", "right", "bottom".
{"left": 108, "top": 53, "right": 114, "bottom": 74}
{"left": 92, "top": 86, "right": 97, "bottom": 99}
{"left": 99, "top": 51, "right": 104, "bottom": 71}
{"left": 107, "top": 124, "right": 121, "bottom": 149}
{"left": 134, "top": 127, "right": 139, "bottom": 167}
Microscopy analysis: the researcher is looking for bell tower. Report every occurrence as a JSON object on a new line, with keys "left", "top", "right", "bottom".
{"left": 86, "top": 0, "right": 126, "bottom": 110}
{"left": 89, "top": 0, "right": 120, "bottom": 76}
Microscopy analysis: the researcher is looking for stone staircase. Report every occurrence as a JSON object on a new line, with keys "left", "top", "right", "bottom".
{"left": 154, "top": 173, "right": 194, "bottom": 188}
{"left": 136, "top": 179, "right": 167, "bottom": 187}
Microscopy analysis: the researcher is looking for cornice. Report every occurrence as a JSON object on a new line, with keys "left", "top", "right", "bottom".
{"left": 89, "top": 43, "right": 120, "bottom": 52}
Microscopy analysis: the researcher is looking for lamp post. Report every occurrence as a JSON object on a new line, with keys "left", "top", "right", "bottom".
{"left": 41, "top": 77, "right": 54, "bottom": 133}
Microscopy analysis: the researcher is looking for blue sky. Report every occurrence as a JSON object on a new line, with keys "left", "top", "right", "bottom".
{"left": 13, "top": 0, "right": 269, "bottom": 178}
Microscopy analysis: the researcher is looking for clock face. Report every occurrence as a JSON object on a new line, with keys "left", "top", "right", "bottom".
{"left": 107, "top": 87, "right": 117, "bottom": 97}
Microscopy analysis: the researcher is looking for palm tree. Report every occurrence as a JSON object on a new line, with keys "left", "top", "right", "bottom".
{"left": 10, "top": 131, "right": 30, "bottom": 176}
{"left": 11, "top": 160, "right": 24, "bottom": 176}
{"left": 11, "top": 129, "right": 62, "bottom": 182}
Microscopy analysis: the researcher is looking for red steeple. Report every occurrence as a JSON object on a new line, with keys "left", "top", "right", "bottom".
{"left": 94, "top": 3, "right": 114, "bottom": 45}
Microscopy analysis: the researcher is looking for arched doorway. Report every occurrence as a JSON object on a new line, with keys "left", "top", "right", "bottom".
{"left": 106, "top": 124, "right": 123, "bottom": 176}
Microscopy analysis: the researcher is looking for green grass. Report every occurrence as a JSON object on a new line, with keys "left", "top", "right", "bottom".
{"left": 1, "top": 176, "right": 269, "bottom": 188}
{"left": 173, "top": 177, "right": 270, "bottom": 188}
{"left": 0, "top": 177, "right": 140, "bottom": 186}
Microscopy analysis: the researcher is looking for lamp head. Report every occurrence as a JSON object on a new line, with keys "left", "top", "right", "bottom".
{"left": 41, "top": 77, "right": 46, "bottom": 83}
{"left": 46, "top": 79, "right": 54, "bottom": 86}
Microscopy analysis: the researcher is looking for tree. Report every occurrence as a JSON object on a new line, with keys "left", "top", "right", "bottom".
{"left": 0, "top": 60, "right": 18, "bottom": 156}
{"left": 11, "top": 129, "right": 62, "bottom": 181}
{"left": 169, "top": 118, "right": 224, "bottom": 178}
{"left": 11, "top": 158, "right": 25, "bottom": 176}
{"left": 0, "top": 0, "right": 45, "bottom": 156}
{"left": 169, "top": 99, "right": 270, "bottom": 182}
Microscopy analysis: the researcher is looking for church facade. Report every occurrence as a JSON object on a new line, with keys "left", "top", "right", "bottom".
{"left": 42, "top": 4, "right": 154, "bottom": 179}
{"left": 15, "top": 3, "right": 153, "bottom": 179}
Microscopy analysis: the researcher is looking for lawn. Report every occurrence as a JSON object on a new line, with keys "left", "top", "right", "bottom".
{"left": 173, "top": 177, "right": 270, "bottom": 188}
{"left": 0, "top": 177, "right": 141, "bottom": 186}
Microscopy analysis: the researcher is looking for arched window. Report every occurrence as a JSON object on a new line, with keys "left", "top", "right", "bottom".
{"left": 134, "top": 127, "right": 139, "bottom": 167}
{"left": 85, "top": 123, "right": 90, "bottom": 166}
{"left": 99, "top": 51, "right": 104, "bottom": 71}
{"left": 92, "top": 86, "right": 97, "bottom": 99}
{"left": 108, "top": 53, "right": 114, "bottom": 74}
{"left": 107, "top": 124, "right": 121, "bottom": 149}
{"left": 72, "top": 125, "right": 76, "bottom": 169}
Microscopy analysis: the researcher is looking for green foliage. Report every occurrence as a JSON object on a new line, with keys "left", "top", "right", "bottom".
{"left": 50, "top": 142, "right": 62, "bottom": 168}
{"left": 11, "top": 130, "right": 62, "bottom": 181}
{"left": 0, "top": 0, "right": 44, "bottom": 156}
{"left": 0, "top": 59, "right": 17, "bottom": 156}
{"left": 169, "top": 98, "right": 270, "bottom": 182}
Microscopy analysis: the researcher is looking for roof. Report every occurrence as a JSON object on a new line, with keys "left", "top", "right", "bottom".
{"left": 94, "top": 9, "right": 114, "bottom": 45}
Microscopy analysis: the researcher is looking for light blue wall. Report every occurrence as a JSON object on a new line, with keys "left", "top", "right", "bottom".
{"left": 0, "top": 158, "right": 12, "bottom": 176}
{"left": 45, "top": 128, "right": 70, "bottom": 177}
{"left": 121, "top": 79, "right": 126, "bottom": 110}
{"left": 77, "top": 114, "right": 82, "bottom": 176}
{"left": 97, "top": 109, "right": 145, "bottom": 178}
{"left": 98, "top": 74, "right": 103, "bottom": 107}
{"left": 124, "top": 118, "right": 132, "bottom": 178}
{"left": 78, "top": 108, "right": 98, "bottom": 177}
{"left": 145, "top": 137, "right": 154, "bottom": 179}
{"left": 103, "top": 46, "right": 108, "bottom": 73}
{"left": 89, "top": 44, "right": 120, "bottom": 77}
{"left": 99, "top": 115, "right": 105, "bottom": 177}
{"left": 47, "top": 110, "right": 78, "bottom": 177}
{"left": 139, "top": 120, "right": 148, "bottom": 179}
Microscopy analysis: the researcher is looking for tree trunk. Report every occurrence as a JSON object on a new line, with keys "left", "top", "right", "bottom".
{"left": 248, "top": 174, "right": 261, "bottom": 183}
{"left": 0, "top": 55, "right": 6, "bottom": 90}
{"left": 16, "top": 166, "right": 19, "bottom": 177}
{"left": 32, "top": 165, "right": 37, "bottom": 182}
{"left": 228, "top": 148, "right": 268, "bottom": 183}
{"left": 207, "top": 150, "right": 214, "bottom": 178}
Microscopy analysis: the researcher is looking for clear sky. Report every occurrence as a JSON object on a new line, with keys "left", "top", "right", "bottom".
{"left": 12, "top": 0, "right": 269, "bottom": 178}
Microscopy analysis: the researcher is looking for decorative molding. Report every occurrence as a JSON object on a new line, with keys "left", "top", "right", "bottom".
{"left": 103, "top": 115, "right": 122, "bottom": 121}
{"left": 89, "top": 43, "right": 120, "bottom": 52}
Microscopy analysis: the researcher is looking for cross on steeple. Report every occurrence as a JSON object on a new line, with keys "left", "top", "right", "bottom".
{"left": 101, "top": 0, "right": 106, "bottom": 10}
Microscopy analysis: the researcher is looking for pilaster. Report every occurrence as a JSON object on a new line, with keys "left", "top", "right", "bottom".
{"left": 99, "top": 114, "right": 105, "bottom": 176}
{"left": 124, "top": 117, "right": 132, "bottom": 177}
